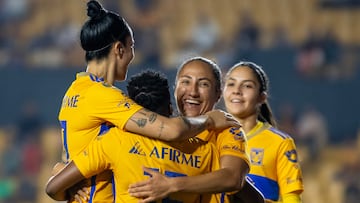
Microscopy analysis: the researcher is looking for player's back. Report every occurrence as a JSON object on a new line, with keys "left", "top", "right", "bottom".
{"left": 59, "top": 72, "right": 141, "bottom": 159}
{"left": 115, "top": 130, "right": 220, "bottom": 203}
{"left": 58, "top": 72, "right": 142, "bottom": 202}
{"left": 76, "top": 127, "right": 222, "bottom": 203}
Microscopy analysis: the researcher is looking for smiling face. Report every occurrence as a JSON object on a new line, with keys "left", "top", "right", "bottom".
{"left": 223, "top": 66, "right": 265, "bottom": 120}
{"left": 174, "top": 60, "right": 220, "bottom": 117}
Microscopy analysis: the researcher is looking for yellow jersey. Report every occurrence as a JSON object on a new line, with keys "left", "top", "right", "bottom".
{"left": 73, "top": 128, "right": 226, "bottom": 203}
{"left": 246, "top": 121, "right": 304, "bottom": 202}
{"left": 196, "top": 127, "right": 250, "bottom": 201}
{"left": 58, "top": 72, "right": 142, "bottom": 202}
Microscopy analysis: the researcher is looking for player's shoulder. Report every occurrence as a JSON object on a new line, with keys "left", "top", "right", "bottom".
{"left": 219, "top": 127, "right": 246, "bottom": 141}
{"left": 266, "top": 126, "right": 293, "bottom": 141}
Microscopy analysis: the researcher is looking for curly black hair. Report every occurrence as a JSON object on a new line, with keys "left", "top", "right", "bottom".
{"left": 127, "top": 70, "right": 172, "bottom": 117}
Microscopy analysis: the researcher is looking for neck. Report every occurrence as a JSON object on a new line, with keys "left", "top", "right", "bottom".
{"left": 86, "top": 59, "right": 115, "bottom": 85}
{"left": 235, "top": 114, "right": 258, "bottom": 134}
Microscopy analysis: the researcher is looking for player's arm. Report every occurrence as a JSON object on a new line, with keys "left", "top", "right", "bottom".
{"left": 230, "top": 178, "right": 265, "bottom": 203}
{"left": 168, "top": 154, "right": 249, "bottom": 193}
{"left": 46, "top": 161, "right": 85, "bottom": 201}
{"left": 282, "top": 192, "right": 302, "bottom": 203}
{"left": 125, "top": 109, "right": 240, "bottom": 141}
{"left": 128, "top": 156, "right": 249, "bottom": 203}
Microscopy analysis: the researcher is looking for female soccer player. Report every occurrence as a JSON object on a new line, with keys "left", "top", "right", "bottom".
{"left": 46, "top": 70, "right": 237, "bottom": 203}
{"left": 57, "top": 1, "right": 240, "bottom": 202}
{"left": 222, "top": 61, "right": 304, "bottom": 203}
{"left": 128, "top": 57, "right": 264, "bottom": 203}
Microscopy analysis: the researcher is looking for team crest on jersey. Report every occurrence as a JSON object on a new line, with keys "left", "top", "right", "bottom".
{"left": 129, "top": 141, "right": 146, "bottom": 156}
{"left": 250, "top": 148, "right": 264, "bottom": 166}
{"left": 229, "top": 127, "right": 245, "bottom": 141}
{"left": 285, "top": 149, "right": 298, "bottom": 163}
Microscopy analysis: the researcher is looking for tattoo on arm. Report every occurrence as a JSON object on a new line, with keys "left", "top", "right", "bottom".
{"left": 130, "top": 110, "right": 157, "bottom": 128}
{"left": 158, "top": 121, "right": 164, "bottom": 138}
{"left": 149, "top": 113, "right": 157, "bottom": 124}
{"left": 130, "top": 118, "right": 147, "bottom": 128}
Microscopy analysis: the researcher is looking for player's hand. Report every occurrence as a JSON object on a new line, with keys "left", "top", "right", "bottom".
{"left": 128, "top": 167, "right": 174, "bottom": 203}
{"left": 205, "top": 110, "right": 241, "bottom": 131}
{"left": 73, "top": 187, "right": 89, "bottom": 203}
{"left": 68, "top": 180, "right": 89, "bottom": 203}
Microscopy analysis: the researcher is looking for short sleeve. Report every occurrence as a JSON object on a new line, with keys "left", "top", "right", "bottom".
{"left": 276, "top": 138, "right": 304, "bottom": 195}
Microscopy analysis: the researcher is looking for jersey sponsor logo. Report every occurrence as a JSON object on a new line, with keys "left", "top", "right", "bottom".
{"left": 129, "top": 142, "right": 202, "bottom": 168}
{"left": 129, "top": 141, "right": 146, "bottom": 156}
{"left": 285, "top": 149, "right": 298, "bottom": 163}
{"left": 286, "top": 174, "right": 302, "bottom": 185}
{"left": 250, "top": 148, "right": 264, "bottom": 166}
{"left": 229, "top": 127, "right": 246, "bottom": 141}
{"left": 220, "top": 144, "right": 246, "bottom": 153}
{"left": 149, "top": 146, "right": 202, "bottom": 169}
{"left": 61, "top": 94, "right": 80, "bottom": 108}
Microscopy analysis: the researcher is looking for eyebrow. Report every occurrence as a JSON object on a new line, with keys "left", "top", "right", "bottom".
{"left": 227, "top": 77, "right": 256, "bottom": 84}
{"left": 179, "top": 75, "right": 213, "bottom": 82}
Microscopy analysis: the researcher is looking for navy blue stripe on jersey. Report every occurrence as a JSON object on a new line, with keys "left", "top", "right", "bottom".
{"left": 112, "top": 174, "right": 115, "bottom": 202}
{"left": 98, "top": 123, "right": 110, "bottom": 136}
{"left": 220, "top": 192, "right": 225, "bottom": 203}
{"left": 89, "top": 74, "right": 104, "bottom": 82}
{"left": 268, "top": 127, "right": 290, "bottom": 139}
{"left": 60, "top": 120, "right": 70, "bottom": 162}
{"left": 247, "top": 174, "right": 279, "bottom": 201}
{"left": 89, "top": 175, "right": 97, "bottom": 203}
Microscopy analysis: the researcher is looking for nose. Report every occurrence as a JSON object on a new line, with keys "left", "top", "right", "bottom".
{"left": 188, "top": 83, "right": 199, "bottom": 97}
{"left": 232, "top": 86, "right": 242, "bottom": 95}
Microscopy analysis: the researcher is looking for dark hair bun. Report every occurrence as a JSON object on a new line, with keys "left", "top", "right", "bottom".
{"left": 87, "top": 0, "right": 106, "bottom": 20}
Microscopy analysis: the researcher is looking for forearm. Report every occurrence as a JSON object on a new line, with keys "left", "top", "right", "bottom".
{"left": 174, "top": 115, "right": 212, "bottom": 140}
{"left": 172, "top": 155, "right": 248, "bottom": 193}
{"left": 46, "top": 162, "right": 85, "bottom": 201}
{"left": 46, "top": 176, "right": 70, "bottom": 201}
{"left": 171, "top": 168, "right": 237, "bottom": 193}
{"left": 126, "top": 109, "right": 212, "bottom": 141}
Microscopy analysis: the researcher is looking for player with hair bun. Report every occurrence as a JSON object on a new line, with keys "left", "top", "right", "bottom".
{"left": 46, "top": 69, "right": 235, "bottom": 203}
{"left": 53, "top": 0, "right": 240, "bottom": 202}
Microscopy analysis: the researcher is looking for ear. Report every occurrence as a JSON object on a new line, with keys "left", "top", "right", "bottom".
{"left": 259, "top": 92, "right": 267, "bottom": 104}
{"left": 114, "top": 41, "right": 124, "bottom": 56}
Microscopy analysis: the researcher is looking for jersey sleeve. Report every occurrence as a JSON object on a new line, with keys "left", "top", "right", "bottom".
{"left": 217, "top": 127, "right": 250, "bottom": 167}
{"left": 276, "top": 138, "right": 304, "bottom": 195}
{"left": 85, "top": 84, "right": 143, "bottom": 130}
{"left": 72, "top": 129, "right": 120, "bottom": 178}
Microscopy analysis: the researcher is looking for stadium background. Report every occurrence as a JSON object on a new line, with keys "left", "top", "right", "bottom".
{"left": 0, "top": 0, "right": 359, "bottom": 202}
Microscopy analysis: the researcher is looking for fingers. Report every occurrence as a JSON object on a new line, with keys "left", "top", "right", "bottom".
{"left": 77, "top": 187, "right": 89, "bottom": 201}
{"left": 74, "top": 194, "right": 83, "bottom": 203}
{"left": 138, "top": 196, "right": 156, "bottom": 203}
{"left": 129, "top": 179, "right": 149, "bottom": 188}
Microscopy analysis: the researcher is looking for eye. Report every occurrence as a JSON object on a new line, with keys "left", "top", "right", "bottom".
{"left": 225, "top": 82, "right": 235, "bottom": 87}
{"left": 199, "top": 81, "right": 210, "bottom": 88}
{"left": 179, "top": 79, "right": 190, "bottom": 85}
{"left": 242, "top": 82, "right": 255, "bottom": 89}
